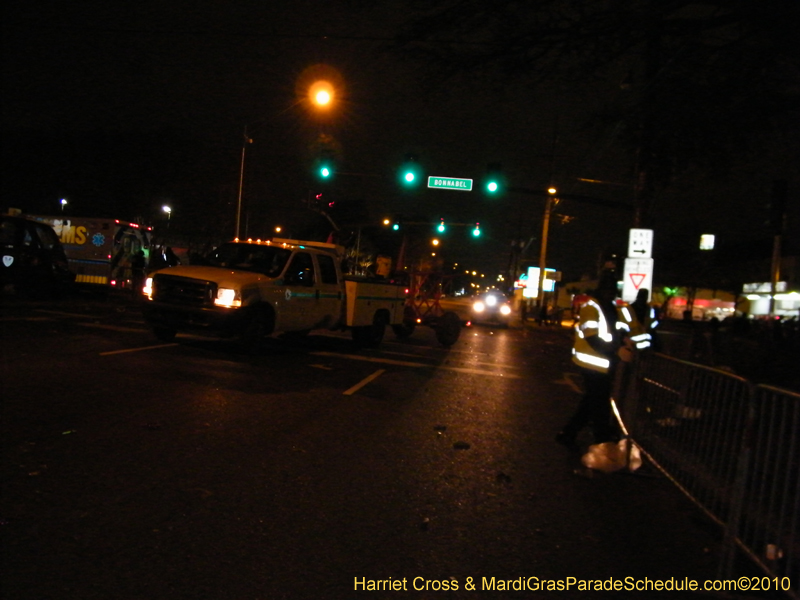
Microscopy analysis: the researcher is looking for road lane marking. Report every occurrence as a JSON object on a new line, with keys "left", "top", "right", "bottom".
{"left": 0, "top": 316, "right": 54, "bottom": 322}
{"left": 100, "top": 343, "right": 179, "bottom": 356}
{"left": 378, "top": 349, "right": 522, "bottom": 370}
{"left": 311, "top": 351, "right": 520, "bottom": 378}
{"left": 79, "top": 322, "right": 148, "bottom": 333}
{"left": 343, "top": 369, "right": 386, "bottom": 395}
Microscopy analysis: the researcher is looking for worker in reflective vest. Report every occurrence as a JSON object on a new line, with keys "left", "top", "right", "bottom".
{"left": 557, "top": 273, "right": 637, "bottom": 447}
{"left": 630, "top": 288, "right": 658, "bottom": 350}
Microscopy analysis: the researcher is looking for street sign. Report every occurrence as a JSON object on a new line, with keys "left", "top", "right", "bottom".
{"left": 628, "top": 228, "right": 654, "bottom": 258}
{"left": 523, "top": 266, "right": 556, "bottom": 298}
{"left": 622, "top": 258, "right": 654, "bottom": 302}
{"left": 427, "top": 176, "right": 473, "bottom": 192}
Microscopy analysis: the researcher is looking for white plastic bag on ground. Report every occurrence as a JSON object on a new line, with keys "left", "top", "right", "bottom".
{"left": 581, "top": 439, "right": 642, "bottom": 473}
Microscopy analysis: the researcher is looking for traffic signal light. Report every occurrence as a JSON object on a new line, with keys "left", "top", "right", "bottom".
{"left": 309, "top": 133, "right": 340, "bottom": 182}
{"left": 484, "top": 163, "right": 504, "bottom": 194}
{"left": 472, "top": 222, "right": 481, "bottom": 237}
{"left": 437, "top": 218, "right": 446, "bottom": 233}
{"left": 314, "top": 154, "right": 335, "bottom": 181}
{"left": 399, "top": 153, "right": 422, "bottom": 187}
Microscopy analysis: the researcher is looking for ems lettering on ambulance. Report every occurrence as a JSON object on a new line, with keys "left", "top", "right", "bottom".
{"left": 50, "top": 220, "right": 88, "bottom": 245}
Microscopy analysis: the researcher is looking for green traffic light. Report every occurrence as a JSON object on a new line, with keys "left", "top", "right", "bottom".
{"left": 320, "top": 166, "right": 331, "bottom": 178}
{"left": 485, "top": 162, "right": 503, "bottom": 195}
{"left": 437, "top": 219, "right": 445, "bottom": 233}
{"left": 472, "top": 223, "right": 481, "bottom": 237}
{"left": 393, "top": 223, "right": 400, "bottom": 231}
{"left": 399, "top": 153, "right": 421, "bottom": 187}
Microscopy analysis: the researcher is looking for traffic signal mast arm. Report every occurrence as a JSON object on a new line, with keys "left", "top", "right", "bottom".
{"left": 507, "top": 187, "right": 634, "bottom": 211}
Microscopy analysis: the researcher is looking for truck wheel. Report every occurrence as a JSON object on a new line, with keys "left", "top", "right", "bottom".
{"left": 353, "top": 312, "right": 387, "bottom": 348}
{"left": 436, "top": 311, "right": 461, "bottom": 347}
{"left": 153, "top": 326, "right": 177, "bottom": 342}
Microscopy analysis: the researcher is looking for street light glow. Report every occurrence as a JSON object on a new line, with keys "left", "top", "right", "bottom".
{"left": 315, "top": 90, "right": 331, "bottom": 105}
{"left": 309, "top": 80, "right": 334, "bottom": 108}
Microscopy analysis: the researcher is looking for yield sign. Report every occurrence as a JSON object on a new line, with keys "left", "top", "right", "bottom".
{"left": 622, "top": 258, "right": 654, "bottom": 303}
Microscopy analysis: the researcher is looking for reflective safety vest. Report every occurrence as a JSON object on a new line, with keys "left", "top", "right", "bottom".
{"left": 629, "top": 305, "right": 658, "bottom": 349}
{"left": 572, "top": 298, "right": 640, "bottom": 372}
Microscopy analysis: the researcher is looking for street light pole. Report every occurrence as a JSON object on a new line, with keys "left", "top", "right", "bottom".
{"left": 236, "top": 126, "right": 253, "bottom": 240}
{"left": 235, "top": 79, "right": 336, "bottom": 240}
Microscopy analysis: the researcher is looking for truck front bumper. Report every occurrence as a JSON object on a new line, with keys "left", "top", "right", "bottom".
{"left": 142, "top": 302, "right": 251, "bottom": 337}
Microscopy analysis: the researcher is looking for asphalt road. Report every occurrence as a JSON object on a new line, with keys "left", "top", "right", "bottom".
{"left": 1, "top": 292, "right": 736, "bottom": 599}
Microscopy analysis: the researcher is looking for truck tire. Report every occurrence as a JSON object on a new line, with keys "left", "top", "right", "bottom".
{"left": 153, "top": 326, "right": 177, "bottom": 342}
{"left": 353, "top": 311, "right": 387, "bottom": 348}
{"left": 436, "top": 311, "right": 461, "bottom": 347}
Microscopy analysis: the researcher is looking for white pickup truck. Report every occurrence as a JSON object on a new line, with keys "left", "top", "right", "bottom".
{"left": 141, "top": 238, "right": 410, "bottom": 348}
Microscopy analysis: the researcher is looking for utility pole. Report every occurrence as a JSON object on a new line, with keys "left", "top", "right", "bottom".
{"left": 536, "top": 190, "right": 557, "bottom": 322}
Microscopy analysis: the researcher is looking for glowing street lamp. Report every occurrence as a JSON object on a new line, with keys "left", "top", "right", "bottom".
{"left": 60, "top": 198, "right": 67, "bottom": 212}
{"left": 309, "top": 80, "right": 335, "bottom": 110}
{"left": 162, "top": 205, "right": 172, "bottom": 219}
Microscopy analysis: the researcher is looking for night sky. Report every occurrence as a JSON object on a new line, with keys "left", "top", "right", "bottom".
{"left": 3, "top": 0, "right": 799, "bottom": 285}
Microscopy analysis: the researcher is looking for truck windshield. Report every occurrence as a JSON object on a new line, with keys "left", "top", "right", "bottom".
{"left": 206, "top": 243, "right": 291, "bottom": 277}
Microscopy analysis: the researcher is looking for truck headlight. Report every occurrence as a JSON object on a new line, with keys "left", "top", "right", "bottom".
{"left": 473, "top": 301, "right": 485, "bottom": 313}
{"left": 214, "top": 288, "right": 241, "bottom": 308}
{"left": 499, "top": 304, "right": 512, "bottom": 316}
{"left": 143, "top": 277, "right": 153, "bottom": 299}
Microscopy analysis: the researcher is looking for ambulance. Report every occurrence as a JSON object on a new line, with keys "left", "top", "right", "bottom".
{"left": 28, "top": 215, "right": 153, "bottom": 289}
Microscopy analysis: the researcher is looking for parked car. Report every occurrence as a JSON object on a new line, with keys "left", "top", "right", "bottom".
{"left": 1, "top": 214, "right": 74, "bottom": 297}
{"left": 469, "top": 290, "right": 513, "bottom": 327}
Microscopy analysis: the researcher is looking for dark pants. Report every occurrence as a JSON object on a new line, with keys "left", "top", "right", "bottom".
{"left": 562, "top": 368, "right": 615, "bottom": 443}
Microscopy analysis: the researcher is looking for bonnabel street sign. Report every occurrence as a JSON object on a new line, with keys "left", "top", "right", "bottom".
{"left": 622, "top": 257, "right": 654, "bottom": 303}
{"left": 427, "top": 176, "right": 473, "bottom": 191}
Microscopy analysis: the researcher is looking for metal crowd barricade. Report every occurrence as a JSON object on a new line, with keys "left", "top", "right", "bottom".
{"left": 622, "top": 352, "right": 799, "bottom": 598}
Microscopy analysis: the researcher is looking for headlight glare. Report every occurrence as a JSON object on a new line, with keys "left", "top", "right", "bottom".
{"left": 143, "top": 277, "right": 153, "bottom": 299}
{"left": 473, "top": 301, "right": 485, "bottom": 313}
{"left": 215, "top": 288, "right": 241, "bottom": 308}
